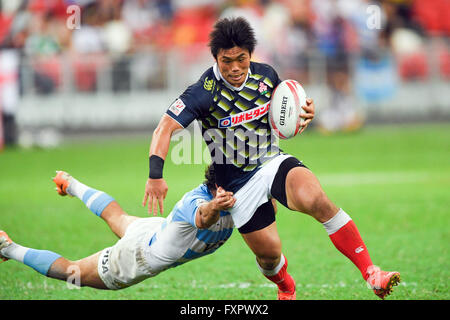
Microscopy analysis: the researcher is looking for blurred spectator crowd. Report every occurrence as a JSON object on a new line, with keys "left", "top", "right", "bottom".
{"left": 0, "top": 0, "right": 449, "bottom": 141}
{"left": 1, "top": 0, "right": 449, "bottom": 89}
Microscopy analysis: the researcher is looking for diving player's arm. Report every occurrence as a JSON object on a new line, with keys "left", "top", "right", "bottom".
{"left": 195, "top": 187, "right": 236, "bottom": 229}
{"left": 143, "top": 114, "right": 183, "bottom": 216}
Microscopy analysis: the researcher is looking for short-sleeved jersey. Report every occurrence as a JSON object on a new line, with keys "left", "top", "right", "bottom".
{"left": 166, "top": 62, "right": 283, "bottom": 193}
{"left": 144, "top": 184, "right": 234, "bottom": 273}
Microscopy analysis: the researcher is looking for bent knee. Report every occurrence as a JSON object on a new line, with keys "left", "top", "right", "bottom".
{"left": 289, "top": 188, "right": 338, "bottom": 222}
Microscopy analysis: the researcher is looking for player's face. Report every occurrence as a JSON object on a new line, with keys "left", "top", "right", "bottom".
{"left": 216, "top": 46, "right": 251, "bottom": 87}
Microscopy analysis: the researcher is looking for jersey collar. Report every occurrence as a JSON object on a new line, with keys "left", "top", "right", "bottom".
{"left": 213, "top": 62, "right": 251, "bottom": 92}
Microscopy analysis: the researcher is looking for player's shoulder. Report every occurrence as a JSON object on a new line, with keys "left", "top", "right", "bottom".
{"left": 173, "top": 184, "right": 212, "bottom": 215}
{"left": 187, "top": 66, "right": 216, "bottom": 93}
{"left": 250, "top": 61, "right": 278, "bottom": 77}
{"left": 199, "top": 66, "right": 215, "bottom": 81}
{"left": 170, "top": 184, "right": 211, "bottom": 225}
{"left": 184, "top": 184, "right": 213, "bottom": 203}
{"left": 178, "top": 66, "right": 216, "bottom": 108}
{"left": 249, "top": 61, "right": 281, "bottom": 87}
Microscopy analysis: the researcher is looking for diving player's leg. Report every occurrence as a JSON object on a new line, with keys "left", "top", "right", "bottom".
{"left": 99, "top": 202, "right": 139, "bottom": 239}
{"left": 283, "top": 166, "right": 400, "bottom": 298}
{"left": 48, "top": 251, "right": 108, "bottom": 289}
{"left": 0, "top": 230, "right": 107, "bottom": 289}
{"left": 53, "top": 171, "right": 138, "bottom": 238}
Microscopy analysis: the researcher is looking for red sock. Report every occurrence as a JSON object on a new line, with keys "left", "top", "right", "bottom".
{"left": 329, "top": 219, "right": 373, "bottom": 280}
{"left": 260, "top": 255, "right": 295, "bottom": 293}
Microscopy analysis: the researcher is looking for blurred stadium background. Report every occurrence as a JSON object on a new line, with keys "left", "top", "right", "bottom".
{"left": 0, "top": 0, "right": 449, "bottom": 147}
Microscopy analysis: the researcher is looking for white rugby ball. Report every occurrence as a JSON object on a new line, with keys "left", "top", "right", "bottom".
{"left": 269, "top": 80, "right": 307, "bottom": 139}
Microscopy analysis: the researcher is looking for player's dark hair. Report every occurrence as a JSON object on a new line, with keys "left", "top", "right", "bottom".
{"left": 204, "top": 165, "right": 216, "bottom": 192}
{"left": 209, "top": 17, "right": 257, "bottom": 59}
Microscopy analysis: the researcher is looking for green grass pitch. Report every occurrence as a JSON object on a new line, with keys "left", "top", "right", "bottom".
{"left": 0, "top": 124, "right": 449, "bottom": 300}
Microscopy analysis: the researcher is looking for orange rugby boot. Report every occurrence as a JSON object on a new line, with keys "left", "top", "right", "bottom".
{"left": 366, "top": 266, "right": 401, "bottom": 299}
{"left": 0, "top": 230, "right": 12, "bottom": 263}
{"left": 52, "top": 171, "right": 73, "bottom": 196}
{"left": 277, "top": 286, "right": 296, "bottom": 300}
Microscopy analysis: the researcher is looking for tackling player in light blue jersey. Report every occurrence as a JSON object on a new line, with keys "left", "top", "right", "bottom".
{"left": 0, "top": 166, "right": 239, "bottom": 290}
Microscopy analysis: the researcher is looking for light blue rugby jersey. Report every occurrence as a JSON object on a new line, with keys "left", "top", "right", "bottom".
{"left": 144, "top": 184, "right": 234, "bottom": 272}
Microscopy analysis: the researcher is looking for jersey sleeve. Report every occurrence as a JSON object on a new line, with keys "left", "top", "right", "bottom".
{"left": 165, "top": 69, "right": 214, "bottom": 128}
{"left": 252, "top": 62, "right": 282, "bottom": 88}
{"left": 171, "top": 187, "right": 212, "bottom": 228}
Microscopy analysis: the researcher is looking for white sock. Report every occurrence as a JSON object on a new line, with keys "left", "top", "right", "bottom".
{"left": 67, "top": 178, "right": 115, "bottom": 217}
{"left": 322, "top": 208, "right": 352, "bottom": 235}
{"left": 257, "top": 254, "right": 286, "bottom": 276}
{"left": 1, "top": 242, "right": 61, "bottom": 276}
{"left": 67, "top": 177, "right": 90, "bottom": 199}
{"left": 1, "top": 242, "right": 29, "bottom": 262}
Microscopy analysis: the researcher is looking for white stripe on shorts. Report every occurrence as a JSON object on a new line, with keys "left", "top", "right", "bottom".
{"left": 230, "top": 154, "right": 291, "bottom": 228}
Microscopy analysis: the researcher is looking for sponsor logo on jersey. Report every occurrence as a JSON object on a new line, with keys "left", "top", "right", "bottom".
{"left": 203, "top": 77, "right": 216, "bottom": 91}
{"left": 169, "top": 98, "right": 186, "bottom": 116}
{"left": 218, "top": 102, "right": 270, "bottom": 128}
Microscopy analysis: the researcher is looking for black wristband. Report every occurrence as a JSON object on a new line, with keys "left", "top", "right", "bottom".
{"left": 149, "top": 155, "right": 164, "bottom": 179}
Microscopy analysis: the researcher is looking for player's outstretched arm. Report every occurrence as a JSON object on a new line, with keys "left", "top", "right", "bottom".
{"left": 195, "top": 187, "right": 236, "bottom": 229}
{"left": 143, "top": 114, "right": 183, "bottom": 216}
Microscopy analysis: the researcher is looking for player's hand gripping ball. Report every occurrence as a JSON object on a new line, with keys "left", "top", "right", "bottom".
{"left": 269, "top": 80, "right": 307, "bottom": 139}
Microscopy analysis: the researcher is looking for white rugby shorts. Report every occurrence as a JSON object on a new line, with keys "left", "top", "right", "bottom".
{"left": 98, "top": 217, "right": 164, "bottom": 290}
{"left": 230, "top": 154, "right": 292, "bottom": 228}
